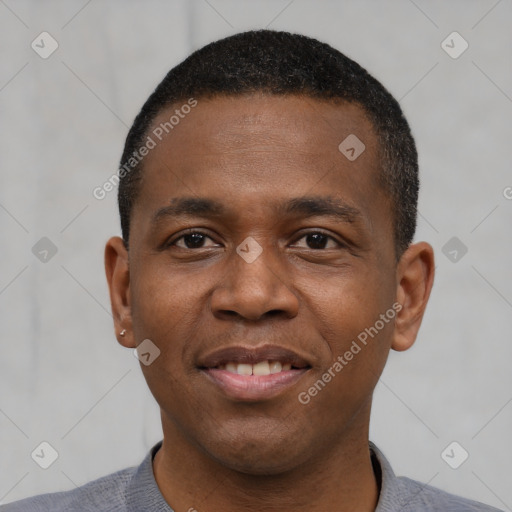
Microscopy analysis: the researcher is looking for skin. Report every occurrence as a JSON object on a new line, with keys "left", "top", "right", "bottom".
{"left": 105, "top": 93, "right": 435, "bottom": 512}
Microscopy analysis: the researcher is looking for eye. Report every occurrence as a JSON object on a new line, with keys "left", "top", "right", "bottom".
{"left": 292, "top": 231, "right": 343, "bottom": 250}
{"left": 168, "top": 230, "right": 219, "bottom": 249}
{"left": 165, "top": 230, "right": 343, "bottom": 251}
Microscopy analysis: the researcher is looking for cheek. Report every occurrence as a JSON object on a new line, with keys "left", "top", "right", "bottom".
{"left": 130, "top": 261, "right": 200, "bottom": 336}
{"left": 130, "top": 269, "right": 200, "bottom": 416}
{"left": 130, "top": 262, "right": 213, "bottom": 386}
{"left": 299, "top": 279, "right": 395, "bottom": 429}
{"left": 305, "top": 266, "right": 396, "bottom": 397}
{"left": 312, "top": 267, "right": 394, "bottom": 335}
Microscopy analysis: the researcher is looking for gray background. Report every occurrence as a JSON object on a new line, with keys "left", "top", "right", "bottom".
{"left": 0, "top": 0, "right": 511, "bottom": 509}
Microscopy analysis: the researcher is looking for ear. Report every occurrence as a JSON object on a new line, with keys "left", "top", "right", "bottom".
{"left": 392, "top": 241, "right": 435, "bottom": 352}
{"left": 105, "top": 236, "right": 135, "bottom": 349}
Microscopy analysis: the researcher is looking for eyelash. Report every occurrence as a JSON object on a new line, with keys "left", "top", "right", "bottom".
{"left": 166, "top": 229, "right": 345, "bottom": 250}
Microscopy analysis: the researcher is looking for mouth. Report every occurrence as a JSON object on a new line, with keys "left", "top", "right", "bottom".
{"left": 198, "top": 345, "right": 312, "bottom": 401}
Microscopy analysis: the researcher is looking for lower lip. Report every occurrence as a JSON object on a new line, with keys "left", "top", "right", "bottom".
{"left": 201, "top": 368, "right": 309, "bottom": 401}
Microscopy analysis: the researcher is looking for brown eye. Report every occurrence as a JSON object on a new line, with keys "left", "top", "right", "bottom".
{"left": 168, "top": 231, "right": 218, "bottom": 250}
{"left": 293, "top": 232, "right": 342, "bottom": 250}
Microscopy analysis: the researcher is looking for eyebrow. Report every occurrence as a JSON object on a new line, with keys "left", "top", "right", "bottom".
{"left": 284, "top": 196, "right": 361, "bottom": 223}
{"left": 152, "top": 196, "right": 362, "bottom": 225}
{"left": 153, "top": 197, "right": 225, "bottom": 223}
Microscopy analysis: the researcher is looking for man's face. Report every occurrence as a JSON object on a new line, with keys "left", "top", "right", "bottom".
{"left": 126, "top": 94, "right": 399, "bottom": 474}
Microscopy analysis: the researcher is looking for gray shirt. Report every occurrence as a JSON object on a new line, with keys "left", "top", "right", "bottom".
{"left": 1, "top": 441, "right": 503, "bottom": 511}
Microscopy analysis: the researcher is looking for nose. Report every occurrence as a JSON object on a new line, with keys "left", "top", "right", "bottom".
{"left": 210, "top": 244, "right": 299, "bottom": 322}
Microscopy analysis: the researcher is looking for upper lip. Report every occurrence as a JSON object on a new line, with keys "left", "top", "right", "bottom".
{"left": 198, "top": 345, "right": 312, "bottom": 369}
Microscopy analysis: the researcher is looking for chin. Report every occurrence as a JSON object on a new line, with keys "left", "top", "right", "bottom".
{"left": 215, "top": 449, "right": 306, "bottom": 476}
{"left": 202, "top": 425, "right": 314, "bottom": 476}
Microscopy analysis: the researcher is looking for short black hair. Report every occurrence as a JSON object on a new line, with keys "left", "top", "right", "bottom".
{"left": 118, "top": 29, "right": 418, "bottom": 257}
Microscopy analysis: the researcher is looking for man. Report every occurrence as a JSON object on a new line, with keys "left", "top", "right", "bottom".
{"left": 2, "top": 30, "right": 502, "bottom": 511}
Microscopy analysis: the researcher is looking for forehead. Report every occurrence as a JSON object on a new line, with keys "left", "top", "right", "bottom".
{"left": 151, "top": 94, "right": 377, "bottom": 158}
{"left": 140, "top": 94, "right": 381, "bottom": 190}
{"left": 131, "top": 94, "right": 392, "bottom": 245}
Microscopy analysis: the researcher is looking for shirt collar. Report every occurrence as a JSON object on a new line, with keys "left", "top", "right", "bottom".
{"left": 126, "top": 440, "right": 399, "bottom": 512}
{"left": 370, "top": 441, "right": 403, "bottom": 512}
{"left": 126, "top": 441, "right": 174, "bottom": 512}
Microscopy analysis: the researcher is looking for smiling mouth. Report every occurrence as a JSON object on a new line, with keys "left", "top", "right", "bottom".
{"left": 201, "top": 366, "right": 310, "bottom": 401}
{"left": 198, "top": 346, "right": 312, "bottom": 401}
{"left": 211, "top": 360, "right": 305, "bottom": 376}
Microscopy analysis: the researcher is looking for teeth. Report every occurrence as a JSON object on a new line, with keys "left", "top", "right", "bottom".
{"left": 269, "top": 361, "right": 282, "bottom": 374}
{"left": 253, "top": 361, "right": 270, "bottom": 376}
{"left": 237, "top": 363, "right": 252, "bottom": 376}
{"left": 226, "top": 362, "right": 237, "bottom": 373}
{"left": 220, "top": 360, "right": 293, "bottom": 375}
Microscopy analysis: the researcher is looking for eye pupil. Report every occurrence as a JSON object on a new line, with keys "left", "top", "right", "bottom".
{"left": 174, "top": 231, "right": 334, "bottom": 251}
{"left": 184, "top": 233, "right": 205, "bottom": 248}
{"left": 307, "top": 233, "right": 328, "bottom": 249}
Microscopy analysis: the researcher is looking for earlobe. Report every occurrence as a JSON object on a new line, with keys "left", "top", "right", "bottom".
{"left": 104, "top": 236, "right": 135, "bottom": 349}
{"left": 391, "top": 242, "right": 435, "bottom": 352}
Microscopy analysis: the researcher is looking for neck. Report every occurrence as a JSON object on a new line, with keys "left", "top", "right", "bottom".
{"left": 153, "top": 411, "right": 379, "bottom": 512}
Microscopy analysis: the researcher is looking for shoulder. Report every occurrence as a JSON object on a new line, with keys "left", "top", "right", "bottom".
{"left": 393, "top": 476, "right": 504, "bottom": 511}
{"left": 370, "top": 442, "right": 504, "bottom": 512}
{"left": 0, "top": 465, "right": 136, "bottom": 512}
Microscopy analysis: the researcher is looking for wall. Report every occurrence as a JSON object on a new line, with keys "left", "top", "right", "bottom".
{"left": 0, "top": 0, "right": 510, "bottom": 509}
